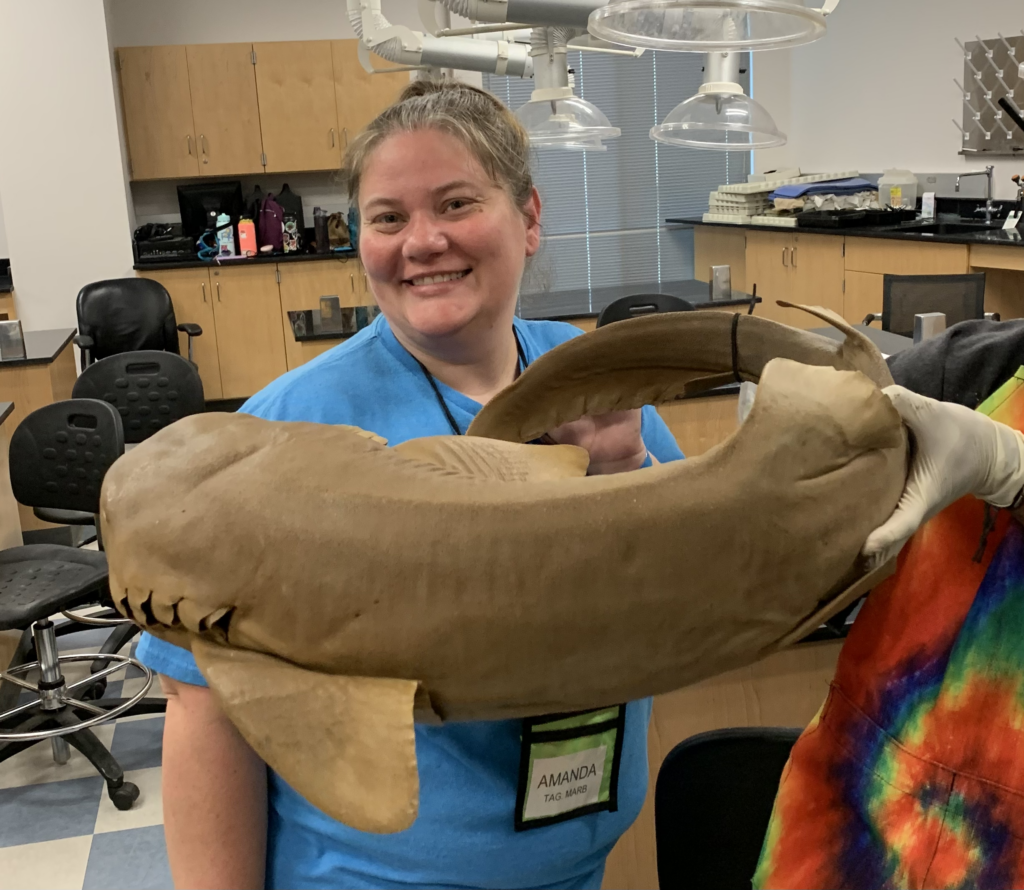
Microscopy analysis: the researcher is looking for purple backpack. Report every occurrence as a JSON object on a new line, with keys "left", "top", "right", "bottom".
{"left": 257, "top": 194, "right": 285, "bottom": 252}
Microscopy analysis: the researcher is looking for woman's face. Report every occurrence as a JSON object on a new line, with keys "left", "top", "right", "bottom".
{"left": 357, "top": 127, "right": 541, "bottom": 345}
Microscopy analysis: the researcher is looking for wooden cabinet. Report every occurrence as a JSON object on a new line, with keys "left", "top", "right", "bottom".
{"left": 119, "top": 39, "right": 405, "bottom": 179}
{"left": 693, "top": 227, "right": 747, "bottom": 292}
{"left": 138, "top": 268, "right": 223, "bottom": 400}
{"left": 278, "top": 260, "right": 377, "bottom": 371}
{"left": 331, "top": 41, "right": 408, "bottom": 146}
{"left": 254, "top": 41, "right": 341, "bottom": 173}
{"left": 118, "top": 46, "right": 199, "bottom": 180}
{"left": 844, "top": 237, "right": 968, "bottom": 276}
{"left": 209, "top": 266, "right": 288, "bottom": 398}
{"left": 745, "top": 231, "right": 844, "bottom": 328}
{"left": 0, "top": 292, "right": 16, "bottom": 321}
{"left": 185, "top": 44, "right": 264, "bottom": 176}
{"left": 785, "top": 233, "right": 845, "bottom": 318}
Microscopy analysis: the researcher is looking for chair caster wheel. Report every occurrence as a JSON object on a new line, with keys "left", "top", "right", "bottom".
{"left": 80, "top": 679, "right": 108, "bottom": 701}
{"left": 108, "top": 781, "right": 139, "bottom": 811}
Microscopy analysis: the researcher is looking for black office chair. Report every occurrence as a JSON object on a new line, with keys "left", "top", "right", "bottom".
{"left": 596, "top": 294, "right": 696, "bottom": 328}
{"left": 74, "top": 278, "right": 202, "bottom": 371}
{"left": 34, "top": 351, "right": 206, "bottom": 535}
{"left": 655, "top": 727, "right": 801, "bottom": 890}
{"left": 862, "top": 272, "right": 987, "bottom": 338}
{"left": 0, "top": 400, "right": 161, "bottom": 809}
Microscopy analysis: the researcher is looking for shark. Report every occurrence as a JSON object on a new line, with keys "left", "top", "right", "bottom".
{"left": 100, "top": 305, "right": 907, "bottom": 833}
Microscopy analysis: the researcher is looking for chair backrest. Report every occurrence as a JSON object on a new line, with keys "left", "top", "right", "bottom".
{"left": 655, "top": 727, "right": 801, "bottom": 890}
{"left": 9, "top": 399, "right": 124, "bottom": 514}
{"left": 596, "top": 294, "right": 696, "bottom": 328}
{"left": 882, "top": 273, "right": 987, "bottom": 338}
{"left": 76, "top": 278, "right": 181, "bottom": 364}
{"left": 72, "top": 350, "right": 205, "bottom": 444}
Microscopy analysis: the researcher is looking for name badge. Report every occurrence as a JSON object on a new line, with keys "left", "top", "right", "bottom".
{"left": 514, "top": 705, "right": 626, "bottom": 831}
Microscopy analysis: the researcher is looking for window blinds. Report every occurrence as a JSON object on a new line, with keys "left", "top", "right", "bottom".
{"left": 483, "top": 49, "right": 750, "bottom": 317}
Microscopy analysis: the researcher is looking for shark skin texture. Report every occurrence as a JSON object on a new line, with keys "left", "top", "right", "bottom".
{"left": 99, "top": 305, "right": 907, "bottom": 834}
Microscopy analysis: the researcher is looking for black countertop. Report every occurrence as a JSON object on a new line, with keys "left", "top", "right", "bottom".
{"left": 0, "top": 402, "right": 12, "bottom": 425}
{"left": 134, "top": 248, "right": 358, "bottom": 272}
{"left": 519, "top": 279, "right": 758, "bottom": 321}
{"left": 0, "top": 328, "right": 76, "bottom": 368}
{"left": 669, "top": 217, "right": 1024, "bottom": 248}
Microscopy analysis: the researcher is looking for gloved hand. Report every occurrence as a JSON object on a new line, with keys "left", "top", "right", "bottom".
{"left": 862, "top": 385, "right": 1024, "bottom": 567}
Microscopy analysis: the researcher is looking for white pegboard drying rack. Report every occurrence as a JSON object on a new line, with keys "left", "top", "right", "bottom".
{"left": 954, "top": 32, "right": 1024, "bottom": 156}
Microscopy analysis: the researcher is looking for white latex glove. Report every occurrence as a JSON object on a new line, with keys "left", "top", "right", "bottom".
{"left": 862, "top": 385, "right": 1024, "bottom": 567}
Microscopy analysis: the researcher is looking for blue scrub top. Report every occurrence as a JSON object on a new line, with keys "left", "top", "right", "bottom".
{"left": 137, "top": 314, "right": 685, "bottom": 890}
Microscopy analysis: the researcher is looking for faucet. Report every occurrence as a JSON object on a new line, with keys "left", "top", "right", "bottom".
{"left": 956, "top": 165, "right": 996, "bottom": 223}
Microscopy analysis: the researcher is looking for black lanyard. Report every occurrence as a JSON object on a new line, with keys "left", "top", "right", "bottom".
{"left": 410, "top": 329, "right": 527, "bottom": 436}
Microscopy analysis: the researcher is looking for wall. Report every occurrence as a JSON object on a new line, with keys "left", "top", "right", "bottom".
{"left": 0, "top": 0, "right": 135, "bottom": 331}
{"left": 753, "top": 0, "right": 1024, "bottom": 199}
{"left": 0, "top": 195, "right": 8, "bottom": 259}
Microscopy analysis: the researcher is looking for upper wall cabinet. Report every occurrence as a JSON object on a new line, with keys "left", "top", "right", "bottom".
{"left": 254, "top": 40, "right": 341, "bottom": 173}
{"left": 119, "top": 39, "right": 407, "bottom": 180}
{"left": 118, "top": 46, "right": 199, "bottom": 180}
{"left": 331, "top": 40, "right": 408, "bottom": 147}
{"left": 185, "top": 44, "right": 264, "bottom": 176}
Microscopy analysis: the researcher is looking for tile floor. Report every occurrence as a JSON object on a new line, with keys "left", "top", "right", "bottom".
{"left": 0, "top": 626, "right": 170, "bottom": 890}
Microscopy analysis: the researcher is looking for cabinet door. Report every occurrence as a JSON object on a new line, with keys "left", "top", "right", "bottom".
{"left": 331, "top": 40, "right": 408, "bottom": 145}
{"left": 118, "top": 47, "right": 199, "bottom": 180}
{"left": 278, "top": 261, "right": 360, "bottom": 370}
{"left": 844, "top": 271, "right": 884, "bottom": 326}
{"left": 137, "top": 269, "right": 223, "bottom": 400}
{"left": 693, "top": 226, "right": 747, "bottom": 292}
{"left": 254, "top": 41, "right": 341, "bottom": 173}
{"left": 186, "top": 44, "right": 265, "bottom": 176}
{"left": 787, "top": 233, "right": 845, "bottom": 326}
{"left": 210, "top": 266, "right": 288, "bottom": 398}
{"left": 744, "top": 231, "right": 793, "bottom": 324}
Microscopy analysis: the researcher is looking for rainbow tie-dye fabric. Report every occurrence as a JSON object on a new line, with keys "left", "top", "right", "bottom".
{"left": 754, "top": 368, "right": 1024, "bottom": 890}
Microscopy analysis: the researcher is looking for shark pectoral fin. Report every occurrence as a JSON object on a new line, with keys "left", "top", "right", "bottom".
{"left": 191, "top": 639, "right": 420, "bottom": 834}
{"left": 770, "top": 555, "right": 899, "bottom": 651}
{"left": 394, "top": 436, "right": 589, "bottom": 481}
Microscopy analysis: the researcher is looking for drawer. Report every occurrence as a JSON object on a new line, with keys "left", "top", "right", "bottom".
{"left": 844, "top": 238, "right": 968, "bottom": 275}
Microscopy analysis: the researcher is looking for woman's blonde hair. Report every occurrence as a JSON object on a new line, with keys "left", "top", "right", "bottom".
{"left": 342, "top": 79, "right": 534, "bottom": 217}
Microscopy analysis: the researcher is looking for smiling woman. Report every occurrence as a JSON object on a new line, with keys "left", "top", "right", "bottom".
{"left": 137, "top": 77, "right": 685, "bottom": 890}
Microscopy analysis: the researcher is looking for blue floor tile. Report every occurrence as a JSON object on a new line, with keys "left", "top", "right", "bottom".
{"left": 109, "top": 716, "right": 164, "bottom": 771}
{"left": 0, "top": 776, "right": 103, "bottom": 847}
{"left": 83, "top": 825, "right": 172, "bottom": 890}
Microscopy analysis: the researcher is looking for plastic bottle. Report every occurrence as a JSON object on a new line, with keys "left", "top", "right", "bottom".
{"left": 877, "top": 169, "right": 918, "bottom": 209}
{"left": 238, "top": 218, "right": 257, "bottom": 257}
{"left": 216, "top": 213, "right": 236, "bottom": 257}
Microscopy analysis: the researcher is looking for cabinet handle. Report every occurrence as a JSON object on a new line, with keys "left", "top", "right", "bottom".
{"left": 187, "top": 135, "right": 193, "bottom": 157}
{"left": 343, "top": 127, "right": 348, "bottom": 147}
{"left": 363, "top": 273, "right": 368, "bottom": 293}
{"left": 350, "top": 273, "right": 355, "bottom": 293}
{"left": 201, "top": 281, "right": 207, "bottom": 303}
{"left": 791, "top": 246, "right": 797, "bottom": 267}
{"left": 215, "top": 280, "right": 221, "bottom": 302}
{"left": 330, "top": 128, "right": 336, "bottom": 148}
{"left": 781, "top": 247, "right": 788, "bottom": 267}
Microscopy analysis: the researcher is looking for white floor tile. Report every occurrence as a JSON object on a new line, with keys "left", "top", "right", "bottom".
{"left": 0, "top": 834, "right": 93, "bottom": 890}
{"left": 93, "top": 767, "right": 163, "bottom": 834}
{"left": 0, "top": 725, "right": 116, "bottom": 790}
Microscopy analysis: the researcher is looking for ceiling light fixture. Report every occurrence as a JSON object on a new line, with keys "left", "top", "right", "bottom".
{"left": 515, "top": 27, "right": 621, "bottom": 150}
{"left": 650, "top": 50, "right": 785, "bottom": 150}
{"left": 588, "top": 0, "right": 839, "bottom": 53}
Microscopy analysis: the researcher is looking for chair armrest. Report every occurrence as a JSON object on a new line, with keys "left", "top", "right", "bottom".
{"left": 176, "top": 323, "right": 203, "bottom": 338}
{"left": 73, "top": 334, "right": 94, "bottom": 349}
{"left": 862, "top": 314, "right": 881, "bottom": 327}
